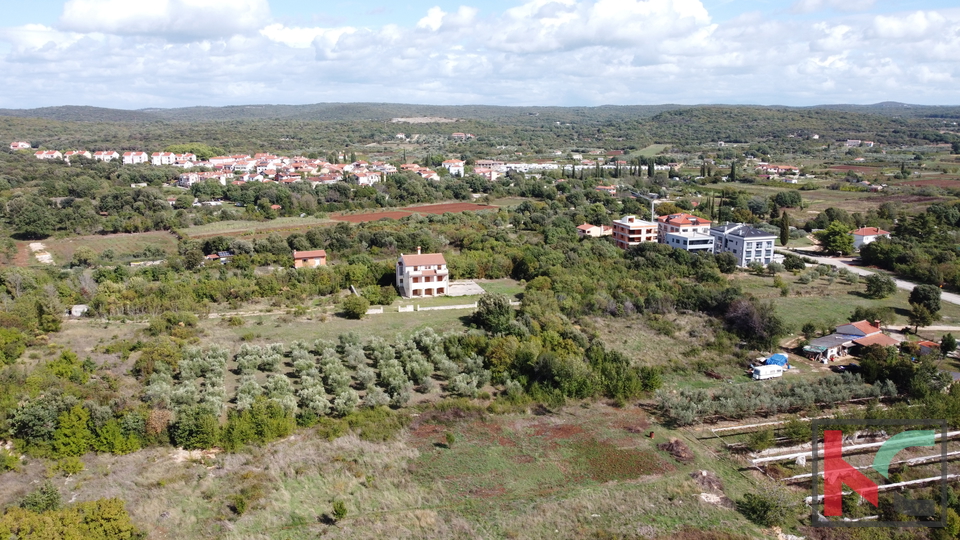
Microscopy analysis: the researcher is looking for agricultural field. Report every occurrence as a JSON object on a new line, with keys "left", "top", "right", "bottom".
{"left": 331, "top": 203, "right": 499, "bottom": 223}
{"left": 182, "top": 216, "right": 334, "bottom": 239}
{"left": 635, "top": 144, "right": 670, "bottom": 157}
{"left": 17, "top": 230, "right": 177, "bottom": 267}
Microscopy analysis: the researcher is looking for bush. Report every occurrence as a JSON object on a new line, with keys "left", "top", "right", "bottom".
{"left": 736, "top": 485, "right": 795, "bottom": 527}
{"left": 864, "top": 273, "right": 897, "bottom": 299}
{"left": 748, "top": 429, "right": 774, "bottom": 452}
{"left": 332, "top": 500, "right": 347, "bottom": 521}
{"left": 341, "top": 295, "right": 370, "bottom": 319}
{"left": 20, "top": 481, "right": 62, "bottom": 513}
{"left": 474, "top": 293, "right": 514, "bottom": 333}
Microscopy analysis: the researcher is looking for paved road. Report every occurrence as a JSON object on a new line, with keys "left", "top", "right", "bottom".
{"left": 779, "top": 249, "right": 960, "bottom": 307}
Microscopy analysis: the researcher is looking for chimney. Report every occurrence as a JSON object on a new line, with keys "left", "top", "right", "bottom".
{"left": 874, "top": 320, "right": 881, "bottom": 329}
{"left": 417, "top": 246, "right": 421, "bottom": 255}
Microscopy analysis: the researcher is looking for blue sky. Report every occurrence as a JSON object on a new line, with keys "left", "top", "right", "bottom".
{"left": 0, "top": 0, "right": 958, "bottom": 109}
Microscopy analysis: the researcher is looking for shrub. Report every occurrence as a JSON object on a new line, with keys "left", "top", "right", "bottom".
{"left": 341, "top": 295, "right": 370, "bottom": 319}
{"left": 332, "top": 500, "right": 347, "bottom": 521}
{"left": 737, "top": 485, "right": 795, "bottom": 527}
{"left": 864, "top": 273, "right": 897, "bottom": 299}
{"left": 20, "top": 481, "right": 62, "bottom": 513}
{"left": 474, "top": 293, "right": 514, "bottom": 333}
{"left": 748, "top": 429, "right": 774, "bottom": 452}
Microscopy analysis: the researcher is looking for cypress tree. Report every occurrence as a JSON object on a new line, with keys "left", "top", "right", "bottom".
{"left": 779, "top": 211, "right": 790, "bottom": 247}
{"left": 648, "top": 162, "right": 654, "bottom": 178}
{"left": 730, "top": 161, "right": 738, "bottom": 182}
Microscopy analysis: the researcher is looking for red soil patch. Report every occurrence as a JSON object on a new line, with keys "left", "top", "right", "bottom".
{"left": 532, "top": 423, "right": 586, "bottom": 441}
{"left": 903, "top": 179, "right": 960, "bottom": 188}
{"left": 403, "top": 203, "right": 498, "bottom": 214}
{"left": 332, "top": 211, "right": 414, "bottom": 223}
{"left": 331, "top": 203, "right": 498, "bottom": 223}
{"left": 11, "top": 242, "right": 31, "bottom": 266}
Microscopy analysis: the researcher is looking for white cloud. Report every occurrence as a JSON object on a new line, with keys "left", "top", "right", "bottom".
{"left": 59, "top": 0, "right": 270, "bottom": 39}
{"left": 0, "top": 0, "right": 957, "bottom": 108}
{"left": 792, "top": 0, "right": 875, "bottom": 14}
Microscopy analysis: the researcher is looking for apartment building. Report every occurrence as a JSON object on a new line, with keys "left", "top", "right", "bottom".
{"left": 612, "top": 215, "right": 657, "bottom": 249}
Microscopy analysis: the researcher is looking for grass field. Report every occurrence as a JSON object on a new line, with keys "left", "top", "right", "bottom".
{"left": 0, "top": 400, "right": 772, "bottom": 540}
{"left": 636, "top": 144, "right": 670, "bottom": 157}
{"left": 715, "top": 182, "right": 948, "bottom": 216}
{"left": 38, "top": 231, "right": 177, "bottom": 266}
{"left": 182, "top": 217, "right": 334, "bottom": 238}
{"left": 731, "top": 271, "right": 960, "bottom": 330}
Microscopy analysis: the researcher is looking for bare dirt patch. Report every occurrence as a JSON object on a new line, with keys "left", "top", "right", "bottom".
{"left": 658, "top": 439, "right": 695, "bottom": 464}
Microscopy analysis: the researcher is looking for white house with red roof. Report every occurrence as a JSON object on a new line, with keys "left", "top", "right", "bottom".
{"left": 93, "top": 151, "right": 119, "bottom": 162}
{"left": 354, "top": 171, "right": 381, "bottom": 186}
{"left": 123, "top": 151, "right": 149, "bottom": 165}
{"left": 9, "top": 141, "right": 31, "bottom": 150}
{"left": 152, "top": 152, "right": 176, "bottom": 165}
{"left": 851, "top": 227, "right": 891, "bottom": 250}
{"left": 396, "top": 248, "right": 449, "bottom": 298}
{"left": 63, "top": 150, "right": 91, "bottom": 162}
{"left": 441, "top": 159, "right": 465, "bottom": 176}
{"left": 656, "top": 213, "right": 712, "bottom": 242}
{"left": 35, "top": 150, "right": 62, "bottom": 160}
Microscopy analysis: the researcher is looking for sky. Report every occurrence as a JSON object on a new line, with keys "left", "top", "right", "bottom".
{"left": 0, "top": 0, "right": 958, "bottom": 109}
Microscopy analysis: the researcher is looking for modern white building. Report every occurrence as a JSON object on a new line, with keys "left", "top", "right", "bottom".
{"left": 9, "top": 141, "right": 31, "bottom": 150}
{"left": 396, "top": 248, "right": 449, "bottom": 298}
{"left": 665, "top": 232, "right": 715, "bottom": 253}
{"left": 851, "top": 227, "right": 890, "bottom": 250}
{"left": 123, "top": 152, "right": 149, "bottom": 165}
{"left": 710, "top": 223, "right": 780, "bottom": 266}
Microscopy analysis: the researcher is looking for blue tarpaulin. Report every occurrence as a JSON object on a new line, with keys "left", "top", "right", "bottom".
{"left": 766, "top": 353, "right": 789, "bottom": 367}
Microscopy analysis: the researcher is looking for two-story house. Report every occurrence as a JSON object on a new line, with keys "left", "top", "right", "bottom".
{"left": 851, "top": 227, "right": 890, "bottom": 250}
{"left": 612, "top": 215, "right": 658, "bottom": 249}
{"left": 93, "top": 151, "right": 120, "bottom": 162}
{"left": 396, "top": 248, "right": 449, "bottom": 298}
{"left": 710, "top": 223, "right": 780, "bottom": 266}
{"left": 122, "top": 151, "right": 149, "bottom": 165}
{"left": 441, "top": 159, "right": 465, "bottom": 176}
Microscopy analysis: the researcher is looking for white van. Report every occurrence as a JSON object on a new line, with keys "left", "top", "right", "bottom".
{"left": 753, "top": 365, "right": 784, "bottom": 380}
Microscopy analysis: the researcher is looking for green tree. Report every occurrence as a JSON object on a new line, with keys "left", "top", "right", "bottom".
{"left": 908, "top": 303, "right": 936, "bottom": 333}
{"left": 730, "top": 161, "right": 737, "bottom": 182}
{"left": 53, "top": 405, "right": 94, "bottom": 457}
{"left": 942, "top": 333, "right": 957, "bottom": 356}
{"left": 864, "top": 273, "right": 897, "bottom": 299}
{"left": 815, "top": 220, "right": 854, "bottom": 255}
{"left": 0, "top": 328, "right": 27, "bottom": 365}
{"left": 779, "top": 211, "right": 790, "bottom": 247}
{"left": 12, "top": 200, "right": 56, "bottom": 239}
{"left": 341, "top": 295, "right": 370, "bottom": 320}
{"left": 715, "top": 252, "right": 738, "bottom": 274}
{"left": 909, "top": 284, "right": 941, "bottom": 315}
{"left": 474, "top": 292, "right": 514, "bottom": 334}
{"left": 332, "top": 500, "right": 348, "bottom": 521}
{"left": 171, "top": 406, "right": 220, "bottom": 449}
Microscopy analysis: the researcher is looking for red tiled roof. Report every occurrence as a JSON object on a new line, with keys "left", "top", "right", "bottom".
{"left": 293, "top": 250, "right": 326, "bottom": 259}
{"left": 917, "top": 341, "right": 939, "bottom": 348}
{"left": 849, "top": 320, "right": 881, "bottom": 335}
{"left": 851, "top": 227, "right": 890, "bottom": 236}
{"left": 401, "top": 253, "right": 446, "bottom": 266}
{"left": 577, "top": 224, "right": 595, "bottom": 231}
{"left": 853, "top": 333, "right": 899, "bottom": 347}
{"left": 657, "top": 213, "right": 711, "bottom": 227}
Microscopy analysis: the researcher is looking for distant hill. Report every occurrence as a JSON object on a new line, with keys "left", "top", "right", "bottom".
{"left": 0, "top": 106, "right": 162, "bottom": 123}
{"left": 0, "top": 101, "right": 957, "bottom": 124}
{"left": 0, "top": 103, "right": 689, "bottom": 123}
